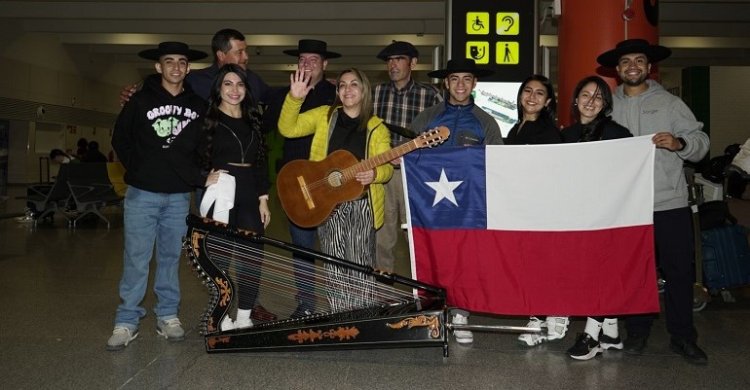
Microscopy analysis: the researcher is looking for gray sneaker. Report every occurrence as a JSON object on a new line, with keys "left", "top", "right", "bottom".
{"left": 106, "top": 326, "right": 138, "bottom": 351}
{"left": 156, "top": 318, "right": 185, "bottom": 341}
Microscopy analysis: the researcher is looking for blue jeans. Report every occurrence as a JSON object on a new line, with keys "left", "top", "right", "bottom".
{"left": 114, "top": 186, "right": 190, "bottom": 331}
{"left": 289, "top": 220, "right": 317, "bottom": 307}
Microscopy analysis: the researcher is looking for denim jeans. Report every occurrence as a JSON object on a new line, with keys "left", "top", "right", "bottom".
{"left": 114, "top": 186, "right": 190, "bottom": 330}
{"left": 289, "top": 220, "right": 317, "bottom": 308}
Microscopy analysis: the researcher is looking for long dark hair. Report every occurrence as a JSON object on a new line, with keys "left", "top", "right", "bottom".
{"left": 516, "top": 74, "right": 557, "bottom": 128}
{"left": 327, "top": 68, "right": 373, "bottom": 131}
{"left": 201, "top": 63, "right": 265, "bottom": 170}
{"left": 571, "top": 75, "right": 614, "bottom": 142}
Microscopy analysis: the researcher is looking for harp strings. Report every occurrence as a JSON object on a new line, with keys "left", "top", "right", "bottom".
{"left": 203, "top": 233, "right": 416, "bottom": 319}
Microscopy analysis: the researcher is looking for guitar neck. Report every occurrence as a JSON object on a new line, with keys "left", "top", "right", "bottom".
{"left": 343, "top": 139, "right": 417, "bottom": 179}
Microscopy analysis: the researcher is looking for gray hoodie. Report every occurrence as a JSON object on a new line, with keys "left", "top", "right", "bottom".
{"left": 612, "top": 79, "right": 710, "bottom": 212}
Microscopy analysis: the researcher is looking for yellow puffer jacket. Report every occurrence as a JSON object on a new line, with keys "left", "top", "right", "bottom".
{"left": 278, "top": 93, "right": 393, "bottom": 229}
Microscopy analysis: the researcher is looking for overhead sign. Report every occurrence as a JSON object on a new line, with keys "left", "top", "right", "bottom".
{"left": 450, "top": 0, "right": 534, "bottom": 81}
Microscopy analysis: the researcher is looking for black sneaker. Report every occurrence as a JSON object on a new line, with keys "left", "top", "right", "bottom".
{"left": 670, "top": 338, "right": 708, "bottom": 365}
{"left": 599, "top": 333, "right": 624, "bottom": 350}
{"left": 623, "top": 334, "right": 648, "bottom": 355}
{"left": 567, "top": 333, "right": 603, "bottom": 360}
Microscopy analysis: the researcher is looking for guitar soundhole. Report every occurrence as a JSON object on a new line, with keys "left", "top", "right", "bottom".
{"left": 327, "top": 171, "right": 344, "bottom": 187}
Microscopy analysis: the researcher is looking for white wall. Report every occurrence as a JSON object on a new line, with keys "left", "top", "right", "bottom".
{"left": 710, "top": 67, "right": 750, "bottom": 157}
{"left": 0, "top": 33, "right": 128, "bottom": 183}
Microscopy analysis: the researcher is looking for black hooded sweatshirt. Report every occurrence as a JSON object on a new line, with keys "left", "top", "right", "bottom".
{"left": 112, "top": 73, "right": 207, "bottom": 193}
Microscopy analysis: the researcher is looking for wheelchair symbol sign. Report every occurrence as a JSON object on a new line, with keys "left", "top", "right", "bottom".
{"left": 466, "top": 12, "right": 490, "bottom": 35}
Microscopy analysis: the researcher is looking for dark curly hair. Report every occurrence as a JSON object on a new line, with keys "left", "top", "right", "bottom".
{"left": 201, "top": 63, "right": 266, "bottom": 171}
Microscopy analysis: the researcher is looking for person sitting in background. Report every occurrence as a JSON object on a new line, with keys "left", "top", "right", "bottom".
{"left": 75, "top": 138, "right": 88, "bottom": 159}
{"left": 560, "top": 75, "right": 632, "bottom": 360}
{"left": 49, "top": 149, "right": 77, "bottom": 164}
{"left": 82, "top": 141, "right": 109, "bottom": 163}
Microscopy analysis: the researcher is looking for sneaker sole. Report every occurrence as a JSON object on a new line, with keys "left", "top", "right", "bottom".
{"left": 156, "top": 329, "right": 185, "bottom": 341}
{"left": 517, "top": 337, "right": 547, "bottom": 347}
{"left": 106, "top": 332, "right": 139, "bottom": 351}
{"left": 569, "top": 346, "right": 603, "bottom": 361}
{"left": 601, "top": 342, "right": 624, "bottom": 350}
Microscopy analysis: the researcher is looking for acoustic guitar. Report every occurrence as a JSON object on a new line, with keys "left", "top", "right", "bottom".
{"left": 277, "top": 126, "right": 450, "bottom": 228}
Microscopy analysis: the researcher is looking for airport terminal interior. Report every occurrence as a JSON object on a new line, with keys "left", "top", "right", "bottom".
{"left": 2, "top": 0, "right": 750, "bottom": 389}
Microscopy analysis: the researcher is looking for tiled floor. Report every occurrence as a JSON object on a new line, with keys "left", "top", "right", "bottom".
{"left": 1, "top": 185, "right": 750, "bottom": 389}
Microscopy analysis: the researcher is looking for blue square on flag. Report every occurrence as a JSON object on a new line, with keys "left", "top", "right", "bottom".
{"left": 404, "top": 147, "right": 487, "bottom": 229}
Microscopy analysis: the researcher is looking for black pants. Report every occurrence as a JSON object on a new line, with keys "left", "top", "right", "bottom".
{"left": 222, "top": 164, "right": 264, "bottom": 310}
{"left": 626, "top": 207, "right": 696, "bottom": 342}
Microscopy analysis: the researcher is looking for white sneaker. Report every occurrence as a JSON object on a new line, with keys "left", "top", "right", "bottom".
{"left": 233, "top": 309, "right": 253, "bottom": 330}
{"left": 156, "top": 318, "right": 185, "bottom": 341}
{"left": 545, "top": 316, "right": 569, "bottom": 341}
{"left": 106, "top": 326, "right": 138, "bottom": 351}
{"left": 452, "top": 313, "right": 473, "bottom": 344}
{"left": 518, "top": 316, "right": 547, "bottom": 346}
{"left": 220, "top": 315, "right": 235, "bottom": 331}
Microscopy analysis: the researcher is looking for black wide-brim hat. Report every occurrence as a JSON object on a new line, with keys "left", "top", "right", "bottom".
{"left": 427, "top": 58, "right": 494, "bottom": 79}
{"left": 597, "top": 39, "right": 671, "bottom": 67}
{"left": 283, "top": 39, "right": 341, "bottom": 59}
{"left": 138, "top": 41, "right": 207, "bottom": 61}
{"left": 376, "top": 41, "right": 419, "bottom": 60}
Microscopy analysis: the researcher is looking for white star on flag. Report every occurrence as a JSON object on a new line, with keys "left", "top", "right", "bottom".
{"left": 425, "top": 168, "right": 463, "bottom": 206}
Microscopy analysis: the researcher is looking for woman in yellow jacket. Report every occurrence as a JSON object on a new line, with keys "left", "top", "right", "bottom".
{"left": 278, "top": 67, "right": 392, "bottom": 312}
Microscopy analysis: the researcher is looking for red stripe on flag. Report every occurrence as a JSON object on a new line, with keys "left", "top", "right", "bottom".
{"left": 411, "top": 225, "right": 660, "bottom": 316}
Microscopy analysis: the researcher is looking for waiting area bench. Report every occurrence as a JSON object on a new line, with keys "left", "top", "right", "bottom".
{"left": 26, "top": 162, "right": 126, "bottom": 228}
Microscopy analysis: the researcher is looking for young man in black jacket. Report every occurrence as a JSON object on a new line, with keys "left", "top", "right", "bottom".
{"left": 107, "top": 42, "right": 207, "bottom": 351}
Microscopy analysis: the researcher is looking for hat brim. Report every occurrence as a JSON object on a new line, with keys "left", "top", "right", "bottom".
{"left": 282, "top": 49, "right": 341, "bottom": 59}
{"left": 138, "top": 49, "right": 207, "bottom": 62}
{"left": 596, "top": 44, "right": 671, "bottom": 67}
{"left": 427, "top": 68, "right": 494, "bottom": 79}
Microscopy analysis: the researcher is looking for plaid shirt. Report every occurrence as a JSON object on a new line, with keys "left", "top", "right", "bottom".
{"left": 373, "top": 78, "right": 443, "bottom": 146}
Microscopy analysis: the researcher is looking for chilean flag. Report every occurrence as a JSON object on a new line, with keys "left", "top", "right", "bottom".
{"left": 403, "top": 136, "right": 660, "bottom": 316}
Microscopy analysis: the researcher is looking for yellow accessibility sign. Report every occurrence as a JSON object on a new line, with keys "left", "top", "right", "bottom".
{"left": 466, "top": 12, "right": 490, "bottom": 35}
{"left": 496, "top": 42, "right": 519, "bottom": 65}
{"left": 496, "top": 12, "right": 520, "bottom": 36}
{"left": 466, "top": 42, "right": 490, "bottom": 64}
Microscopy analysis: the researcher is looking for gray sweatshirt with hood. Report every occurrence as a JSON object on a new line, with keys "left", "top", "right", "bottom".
{"left": 612, "top": 79, "right": 710, "bottom": 212}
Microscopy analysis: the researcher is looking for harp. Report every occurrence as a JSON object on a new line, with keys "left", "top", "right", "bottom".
{"left": 184, "top": 214, "right": 450, "bottom": 356}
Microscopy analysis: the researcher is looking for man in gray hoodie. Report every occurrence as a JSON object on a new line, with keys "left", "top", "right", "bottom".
{"left": 597, "top": 39, "right": 710, "bottom": 364}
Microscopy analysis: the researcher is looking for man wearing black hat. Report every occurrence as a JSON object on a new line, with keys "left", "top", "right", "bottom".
{"left": 108, "top": 42, "right": 208, "bottom": 351}
{"left": 121, "top": 29, "right": 271, "bottom": 104}
{"left": 263, "top": 39, "right": 340, "bottom": 317}
{"left": 372, "top": 41, "right": 442, "bottom": 280}
{"left": 408, "top": 58, "right": 503, "bottom": 345}
{"left": 598, "top": 39, "right": 710, "bottom": 364}
{"left": 410, "top": 58, "right": 503, "bottom": 147}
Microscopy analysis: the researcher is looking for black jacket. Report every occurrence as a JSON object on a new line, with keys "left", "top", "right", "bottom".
{"left": 112, "top": 74, "right": 207, "bottom": 193}
{"left": 561, "top": 118, "right": 632, "bottom": 143}
{"left": 505, "top": 119, "right": 561, "bottom": 145}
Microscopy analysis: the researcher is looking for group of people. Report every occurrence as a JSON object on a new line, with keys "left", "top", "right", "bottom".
{"left": 49, "top": 137, "right": 108, "bottom": 165}
{"left": 105, "top": 29, "right": 710, "bottom": 366}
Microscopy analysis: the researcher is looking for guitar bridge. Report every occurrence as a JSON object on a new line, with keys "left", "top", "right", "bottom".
{"left": 297, "top": 175, "right": 315, "bottom": 210}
